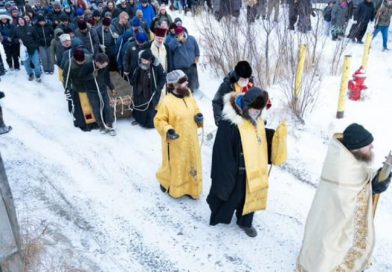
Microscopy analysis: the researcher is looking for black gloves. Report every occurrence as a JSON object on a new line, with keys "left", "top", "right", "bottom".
{"left": 194, "top": 113, "right": 203, "bottom": 126}
{"left": 0, "top": 91, "right": 4, "bottom": 99}
{"left": 167, "top": 129, "right": 180, "bottom": 140}
{"left": 372, "top": 168, "right": 391, "bottom": 194}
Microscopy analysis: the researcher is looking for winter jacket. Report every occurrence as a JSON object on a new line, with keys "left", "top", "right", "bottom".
{"left": 331, "top": 1, "right": 350, "bottom": 26}
{"left": 150, "top": 13, "right": 172, "bottom": 31}
{"left": 95, "top": 25, "right": 116, "bottom": 56}
{"left": 110, "top": 17, "right": 128, "bottom": 36}
{"left": 74, "top": 28, "right": 100, "bottom": 55}
{"left": 62, "top": 54, "right": 93, "bottom": 92}
{"left": 212, "top": 71, "right": 254, "bottom": 126}
{"left": 154, "top": 91, "right": 202, "bottom": 199}
{"left": 50, "top": 28, "right": 64, "bottom": 64}
{"left": 137, "top": 3, "right": 156, "bottom": 27}
{"left": 168, "top": 34, "right": 200, "bottom": 70}
{"left": 47, "top": 10, "right": 66, "bottom": 25}
{"left": 15, "top": 25, "right": 40, "bottom": 54}
{"left": 354, "top": 1, "right": 375, "bottom": 23}
{"left": 0, "top": 19, "right": 18, "bottom": 46}
{"left": 323, "top": 5, "right": 333, "bottom": 22}
{"left": 122, "top": 40, "right": 151, "bottom": 75}
{"left": 35, "top": 23, "right": 54, "bottom": 47}
{"left": 376, "top": 1, "right": 392, "bottom": 26}
{"left": 78, "top": 61, "right": 115, "bottom": 93}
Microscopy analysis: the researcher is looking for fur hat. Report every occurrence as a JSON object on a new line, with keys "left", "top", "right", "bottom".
{"left": 166, "top": 70, "right": 187, "bottom": 85}
{"left": 73, "top": 47, "right": 85, "bottom": 62}
{"left": 243, "top": 87, "right": 269, "bottom": 110}
{"left": 235, "top": 61, "right": 252, "bottom": 78}
{"left": 102, "top": 17, "right": 111, "bottom": 26}
{"left": 342, "top": 123, "right": 374, "bottom": 150}
{"left": 78, "top": 20, "right": 87, "bottom": 30}
{"left": 155, "top": 27, "right": 167, "bottom": 38}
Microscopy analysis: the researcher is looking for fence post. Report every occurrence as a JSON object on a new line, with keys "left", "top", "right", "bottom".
{"left": 336, "top": 55, "right": 352, "bottom": 119}
{"left": 361, "top": 33, "right": 373, "bottom": 70}
{"left": 294, "top": 44, "right": 307, "bottom": 99}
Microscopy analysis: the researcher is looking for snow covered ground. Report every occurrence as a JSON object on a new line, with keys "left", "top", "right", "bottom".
{"left": 1, "top": 11, "right": 392, "bottom": 272}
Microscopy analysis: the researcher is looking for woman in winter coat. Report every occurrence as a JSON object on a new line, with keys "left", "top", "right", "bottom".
{"left": 373, "top": 0, "right": 392, "bottom": 51}
{"left": 207, "top": 88, "right": 287, "bottom": 237}
{"left": 131, "top": 49, "right": 166, "bottom": 128}
{"left": 347, "top": 0, "right": 375, "bottom": 43}
{"left": 331, "top": 0, "right": 350, "bottom": 40}
{"left": 150, "top": 4, "right": 172, "bottom": 32}
{"left": 35, "top": 15, "right": 54, "bottom": 73}
{"left": 154, "top": 69, "right": 203, "bottom": 199}
{"left": 0, "top": 14, "right": 20, "bottom": 70}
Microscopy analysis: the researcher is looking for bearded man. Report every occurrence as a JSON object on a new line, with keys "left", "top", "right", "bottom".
{"left": 297, "top": 123, "right": 391, "bottom": 272}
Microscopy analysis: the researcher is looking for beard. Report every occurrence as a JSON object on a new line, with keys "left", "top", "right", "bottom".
{"left": 139, "top": 63, "right": 150, "bottom": 70}
{"left": 175, "top": 86, "right": 190, "bottom": 97}
{"left": 351, "top": 150, "right": 374, "bottom": 163}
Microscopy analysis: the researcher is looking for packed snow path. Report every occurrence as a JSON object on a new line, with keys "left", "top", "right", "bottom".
{"left": 1, "top": 37, "right": 392, "bottom": 272}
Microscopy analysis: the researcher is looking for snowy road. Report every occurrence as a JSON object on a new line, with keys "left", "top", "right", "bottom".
{"left": 1, "top": 22, "right": 392, "bottom": 271}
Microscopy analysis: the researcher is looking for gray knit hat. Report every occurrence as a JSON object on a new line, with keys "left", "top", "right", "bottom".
{"left": 166, "top": 70, "right": 187, "bottom": 85}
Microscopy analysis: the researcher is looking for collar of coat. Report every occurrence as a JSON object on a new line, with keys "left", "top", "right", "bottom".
{"left": 222, "top": 92, "right": 261, "bottom": 127}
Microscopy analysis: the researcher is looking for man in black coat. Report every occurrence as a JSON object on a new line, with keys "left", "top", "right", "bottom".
{"left": 79, "top": 53, "right": 116, "bottom": 135}
{"left": 347, "top": 0, "right": 375, "bottom": 43}
{"left": 212, "top": 61, "right": 254, "bottom": 126}
{"left": 35, "top": 15, "right": 54, "bottom": 74}
{"left": 96, "top": 17, "right": 117, "bottom": 71}
{"left": 131, "top": 49, "right": 166, "bottom": 128}
{"left": 207, "top": 87, "right": 274, "bottom": 238}
{"left": 0, "top": 14, "right": 20, "bottom": 70}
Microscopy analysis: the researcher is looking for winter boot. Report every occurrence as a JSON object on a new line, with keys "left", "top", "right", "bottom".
{"left": 0, "top": 125, "right": 12, "bottom": 135}
{"left": 239, "top": 225, "right": 258, "bottom": 237}
{"left": 106, "top": 128, "right": 117, "bottom": 136}
{"left": 36, "top": 76, "right": 41, "bottom": 83}
{"left": 160, "top": 185, "right": 167, "bottom": 193}
{"left": 28, "top": 74, "right": 34, "bottom": 81}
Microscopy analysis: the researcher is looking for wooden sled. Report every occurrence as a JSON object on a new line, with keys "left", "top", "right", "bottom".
{"left": 109, "top": 71, "right": 133, "bottom": 119}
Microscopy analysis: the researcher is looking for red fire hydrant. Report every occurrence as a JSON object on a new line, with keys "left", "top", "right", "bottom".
{"left": 348, "top": 66, "right": 367, "bottom": 101}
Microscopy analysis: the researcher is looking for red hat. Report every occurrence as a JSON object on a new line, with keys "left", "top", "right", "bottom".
{"left": 175, "top": 25, "right": 185, "bottom": 35}
{"left": 87, "top": 17, "right": 96, "bottom": 26}
{"left": 73, "top": 48, "right": 85, "bottom": 62}
{"left": 155, "top": 27, "right": 167, "bottom": 38}
{"left": 102, "top": 17, "right": 111, "bottom": 26}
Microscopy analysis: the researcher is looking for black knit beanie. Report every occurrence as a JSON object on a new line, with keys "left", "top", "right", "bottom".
{"left": 342, "top": 123, "right": 374, "bottom": 150}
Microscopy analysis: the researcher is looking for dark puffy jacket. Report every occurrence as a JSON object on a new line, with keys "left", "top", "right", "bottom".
{"left": 0, "top": 20, "right": 18, "bottom": 46}
{"left": 323, "top": 6, "right": 333, "bottom": 22}
{"left": 354, "top": 1, "right": 375, "bottom": 23}
{"left": 15, "top": 25, "right": 40, "bottom": 54}
{"left": 35, "top": 23, "right": 54, "bottom": 47}
{"left": 95, "top": 25, "right": 116, "bottom": 56}
{"left": 74, "top": 28, "right": 100, "bottom": 55}
{"left": 79, "top": 60, "right": 115, "bottom": 93}
{"left": 122, "top": 40, "right": 151, "bottom": 76}
{"left": 212, "top": 71, "right": 255, "bottom": 126}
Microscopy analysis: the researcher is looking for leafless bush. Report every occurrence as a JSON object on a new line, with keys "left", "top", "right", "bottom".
{"left": 330, "top": 37, "right": 350, "bottom": 75}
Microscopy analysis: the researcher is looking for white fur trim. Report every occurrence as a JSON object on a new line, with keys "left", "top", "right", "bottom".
{"left": 222, "top": 93, "right": 244, "bottom": 126}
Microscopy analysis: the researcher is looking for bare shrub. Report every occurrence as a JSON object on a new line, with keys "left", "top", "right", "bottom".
{"left": 330, "top": 38, "right": 350, "bottom": 75}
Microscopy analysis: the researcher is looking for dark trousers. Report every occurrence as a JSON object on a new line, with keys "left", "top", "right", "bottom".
{"left": 180, "top": 64, "right": 199, "bottom": 92}
{"left": 348, "top": 21, "right": 368, "bottom": 42}
{"left": 87, "top": 90, "right": 114, "bottom": 128}
{"left": 207, "top": 173, "right": 254, "bottom": 228}
{"left": 3, "top": 44, "right": 20, "bottom": 70}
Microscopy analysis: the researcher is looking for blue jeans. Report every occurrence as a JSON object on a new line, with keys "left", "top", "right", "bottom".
{"left": 373, "top": 26, "right": 389, "bottom": 50}
{"left": 23, "top": 49, "right": 42, "bottom": 78}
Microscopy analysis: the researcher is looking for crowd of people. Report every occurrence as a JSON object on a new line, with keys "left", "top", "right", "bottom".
{"left": 0, "top": 1, "right": 392, "bottom": 270}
